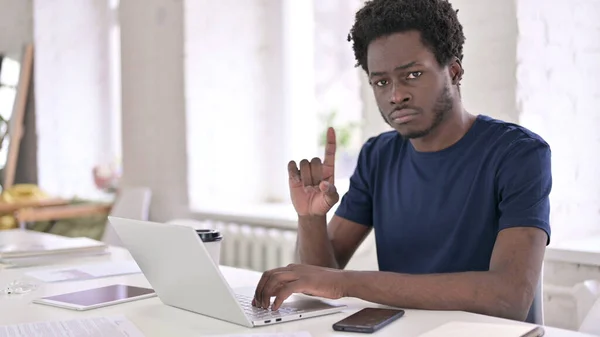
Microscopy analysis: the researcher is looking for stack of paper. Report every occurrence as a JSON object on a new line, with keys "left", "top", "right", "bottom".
{"left": 26, "top": 260, "right": 142, "bottom": 282}
{"left": 0, "top": 230, "right": 108, "bottom": 266}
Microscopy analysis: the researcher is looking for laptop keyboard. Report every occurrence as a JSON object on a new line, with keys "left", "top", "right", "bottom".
{"left": 236, "top": 294, "right": 299, "bottom": 320}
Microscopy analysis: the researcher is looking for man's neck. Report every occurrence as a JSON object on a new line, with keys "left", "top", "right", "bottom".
{"left": 409, "top": 107, "right": 476, "bottom": 153}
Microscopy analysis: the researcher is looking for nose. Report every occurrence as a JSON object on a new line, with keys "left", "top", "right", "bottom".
{"left": 390, "top": 83, "right": 411, "bottom": 106}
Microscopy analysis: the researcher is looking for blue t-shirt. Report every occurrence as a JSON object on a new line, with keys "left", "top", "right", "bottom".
{"left": 335, "top": 114, "right": 552, "bottom": 274}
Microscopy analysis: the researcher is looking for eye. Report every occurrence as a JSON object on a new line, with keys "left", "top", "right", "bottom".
{"left": 373, "top": 79, "right": 389, "bottom": 87}
{"left": 407, "top": 71, "right": 423, "bottom": 80}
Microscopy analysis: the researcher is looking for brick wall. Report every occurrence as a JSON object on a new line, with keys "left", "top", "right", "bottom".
{"left": 517, "top": 0, "right": 600, "bottom": 241}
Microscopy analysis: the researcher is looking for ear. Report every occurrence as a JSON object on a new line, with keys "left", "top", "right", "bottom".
{"left": 449, "top": 57, "right": 464, "bottom": 85}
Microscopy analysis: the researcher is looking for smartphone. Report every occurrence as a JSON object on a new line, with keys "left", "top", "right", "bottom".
{"left": 32, "top": 284, "right": 156, "bottom": 311}
{"left": 332, "top": 307, "right": 405, "bottom": 333}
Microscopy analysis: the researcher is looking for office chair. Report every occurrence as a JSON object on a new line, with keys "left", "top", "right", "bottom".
{"left": 526, "top": 268, "right": 544, "bottom": 325}
{"left": 100, "top": 187, "right": 152, "bottom": 246}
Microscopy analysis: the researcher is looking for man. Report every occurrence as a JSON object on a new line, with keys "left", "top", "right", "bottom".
{"left": 253, "top": 0, "right": 551, "bottom": 322}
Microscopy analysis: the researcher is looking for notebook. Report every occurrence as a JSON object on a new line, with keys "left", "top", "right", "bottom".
{"left": 418, "top": 321, "right": 545, "bottom": 337}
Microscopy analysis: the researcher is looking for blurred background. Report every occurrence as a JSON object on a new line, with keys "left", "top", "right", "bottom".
{"left": 0, "top": 0, "right": 598, "bottom": 332}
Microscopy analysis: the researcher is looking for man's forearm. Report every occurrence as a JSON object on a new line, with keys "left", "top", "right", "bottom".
{"left": 296, "top": 216, "right": 339, "bottom": 268}
{"left": 344, "top": 270, "right": 532, "bottom": 321}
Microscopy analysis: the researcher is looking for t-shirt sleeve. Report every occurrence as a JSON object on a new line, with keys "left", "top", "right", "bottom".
{"left": 334, "top": 138, "right": 375, "bottom": 227}
{"left": 496, "top": 138, "right": 552, "bottom": 244}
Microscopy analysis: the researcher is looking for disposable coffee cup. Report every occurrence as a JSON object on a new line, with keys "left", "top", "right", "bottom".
{"left": 196, "top": 229, "right": 223, "bottom": 265}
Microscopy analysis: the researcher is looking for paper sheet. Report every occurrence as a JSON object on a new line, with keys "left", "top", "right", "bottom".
{"left": 25, "top": 260, "right": 141, "bottom": 282}
{"left": 418, "top": 321, "right": 543, "bottom": 337}
{"left": 205, "top": 333, "right": 311, "bottom": 337}
{"left": 0, "top": 315, "right": 145, "bottom": 337}
{"left": 202, "top": 333, "right": 311, "bottom": 337}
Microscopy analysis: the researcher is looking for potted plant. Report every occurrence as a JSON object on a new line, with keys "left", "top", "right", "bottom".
{"left": 318, "top": 109, "right": 361, "bottom": 179}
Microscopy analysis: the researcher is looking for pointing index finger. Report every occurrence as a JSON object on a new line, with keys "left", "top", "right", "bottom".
{"left": 322, "top": 127, "right": 336, "bottom": 183}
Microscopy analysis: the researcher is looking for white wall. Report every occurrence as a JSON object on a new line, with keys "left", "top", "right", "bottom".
{"left": 517, "top": 0, "right": 600, "bottom": 241}
{"left": 450, "top": 0, "right": 519, "bottom": 123}
{"left": 34, "top": 0, "right": 115, "bottom": 200}
{"left": 0, "top": 0, "right": 33, "bottom": 58}
{"left": 119, "top": 0, "right": 189, "bottom": 222}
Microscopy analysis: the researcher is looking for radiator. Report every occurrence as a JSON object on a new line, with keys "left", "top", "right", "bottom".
{"left": 189, "top": 219, "right": 298, "bottom": 272}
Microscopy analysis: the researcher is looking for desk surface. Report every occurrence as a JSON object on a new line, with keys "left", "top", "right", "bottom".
{"left": 0, "top": 246, "right": 594, "bottom": 337}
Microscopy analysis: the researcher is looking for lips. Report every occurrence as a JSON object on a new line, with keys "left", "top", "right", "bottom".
{"left": 389, "top": 109, "right": 419, "bottom": 124}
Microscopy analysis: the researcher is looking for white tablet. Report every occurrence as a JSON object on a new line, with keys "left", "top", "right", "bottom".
{"left": 32, "top": 284, "right": 156, "bottom": 311}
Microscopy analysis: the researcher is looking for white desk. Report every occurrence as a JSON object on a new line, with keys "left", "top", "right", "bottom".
{"left": 0, "top": 246, "right": 595, "bottom": 337}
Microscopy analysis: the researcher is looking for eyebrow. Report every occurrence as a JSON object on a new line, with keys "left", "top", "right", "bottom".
{"left": 369, "top": 61, "right": 419, "bottom": 78}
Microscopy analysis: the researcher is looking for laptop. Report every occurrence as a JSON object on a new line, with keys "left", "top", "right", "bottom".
{"left": 107, "top": 216, "right": 346, "bottom": 327}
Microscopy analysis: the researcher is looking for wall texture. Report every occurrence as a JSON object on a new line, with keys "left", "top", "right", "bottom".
{"left": 119, "top": 0, "right": 189, "bottom": 221}
{"left": 1, "top": 0, "right": 35, "bottom": 186}
{"left": 34, "top": 0, "right": 114, "bottom": 200}
{"left": 0, "top": 0, "right": 33, "bottom": 58}
{"left": 184, "top": 0, "right": 275, "bottom": 208}
{"left": 450, "top": 0, "right": 519, "bottom": 123}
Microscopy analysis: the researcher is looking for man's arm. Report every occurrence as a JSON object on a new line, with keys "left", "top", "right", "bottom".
{"left": 295, "top": 134, "right": 376, "bottom": 268}
{"left": 343, "top": 227, "right": 547, "bottom": 321}
{"left": 296, "top": 215, "right": 372, "bottom": 269}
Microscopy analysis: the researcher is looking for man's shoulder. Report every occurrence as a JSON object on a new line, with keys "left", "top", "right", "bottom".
{"left": 353, "top": 130, "right": 404, "bottom": 177}
{"left": 360, "top": 130, "right": 403, "bottom": 155}
{"left": 475, "top": 115, "right": 551, "bottom": 176}
{"left": 476, "top": 114, "right": 550, "bottom": 150}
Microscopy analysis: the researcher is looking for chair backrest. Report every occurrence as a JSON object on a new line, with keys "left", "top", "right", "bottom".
{"left": 526, "top": 267, "right": 544, "bottom": 325}
{"left": 577, "top": 280, "right": 600, "bottom": 335}
{"left": 101, "top": 187, "right": 152, "bottom": 246}
{"left": 166, "top": 218, "right": 205, "bottom": 229}
{"left": 579, "top": 296, "right": 600, "bottom": 335}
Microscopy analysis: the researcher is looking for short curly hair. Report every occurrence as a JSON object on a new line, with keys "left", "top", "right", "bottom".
{"left": 348, "top": 0, "right": 466, "bottom": 73}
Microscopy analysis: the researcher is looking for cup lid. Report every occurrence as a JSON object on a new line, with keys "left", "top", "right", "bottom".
{"left": 196, "top": 229, "right": 222, "bottom": 242}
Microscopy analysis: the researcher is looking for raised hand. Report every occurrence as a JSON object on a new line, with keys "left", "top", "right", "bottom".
{"left": 288, "top": 127, "right": 339, "bottom": 217}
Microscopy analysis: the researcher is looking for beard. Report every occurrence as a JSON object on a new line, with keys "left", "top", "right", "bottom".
{"left": 380, "top": 85, "right": 454, "bottom": 139}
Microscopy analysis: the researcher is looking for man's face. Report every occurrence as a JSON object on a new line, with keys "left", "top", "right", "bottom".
{"left": 366, "top": 31, "right": 455, "bottom": 139}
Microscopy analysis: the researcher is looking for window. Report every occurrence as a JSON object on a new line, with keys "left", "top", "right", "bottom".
{"left": 185, "top": 0, "right": 388, "bottom": 213}
{"left": 108, "top": 0, "right": 122, "bottom": 165}
{"left": 0, "top": 56, "right": 21, "bottom": 168}
{"left": 313, "top": 0, "right": 365, "bottom": 180}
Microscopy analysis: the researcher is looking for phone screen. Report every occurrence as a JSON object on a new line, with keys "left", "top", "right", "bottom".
{"left": 333, "top": 307, "right": 405, "bottom": 333}
{"left": 41, "top": 284, "right": 154, "bottom": 307}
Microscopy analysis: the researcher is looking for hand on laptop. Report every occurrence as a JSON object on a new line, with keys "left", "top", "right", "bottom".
{"left": 252, "top": 263, "right": 346, "bottom": 310}
{"left": 288, "top": 127, "right": 339, "bottom": 217}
